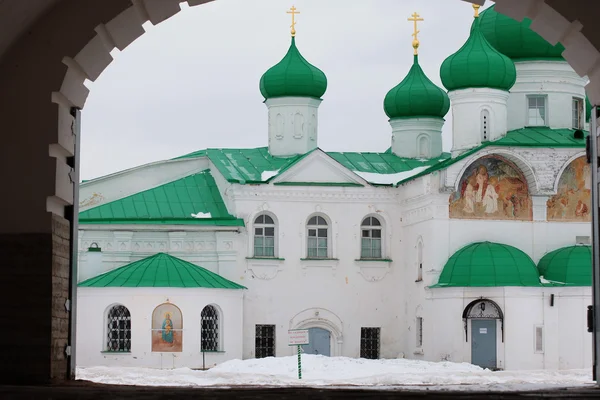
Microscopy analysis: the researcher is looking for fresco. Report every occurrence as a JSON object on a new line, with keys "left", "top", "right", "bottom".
{"left": 547, "top": 156, "right": 591, "bottom": 222}
{"left": 450, "top": 156, "right": 532, "bottom": 220}
{"left": 151, "top": 303, "right": 183, "bottom": 352}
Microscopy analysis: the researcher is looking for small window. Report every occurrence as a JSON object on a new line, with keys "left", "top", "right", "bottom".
{"left": 481, "top": 110, "right": 490, "bottom": 141}
{"left": 417, "top": 241, "right": 423, "bottom": 282}
{"left": 360, "top": 327, "right": 380, "bottom": 359}
{"left": 418, "top": 136, "right": 430, "bottom": 158}
{"left": 527, "top": 95, "right": 547, "bottom": 126}
{"left": 535, "top": 325, "right": 544, "bottom": 353}
{"left": 573, "top": 97, "right": 584, "bottom": 129}
{"left": 255, "top": 324, "right": 276, "bottom": 358}
{"left": 254, "top": 214, "right": 276, "bottom": 257}
{"left": 106, "top": 305, "right": 131, "bottom": 352}
{"left": 307, "top": 215, "right": 329, "bottom": 258}
{"left": 361, "top": 216, "right": 382, "bottom": 259}
{"left": 416, "top": 317, "right": 423, "bottom": 348}
{"left": 201, "top": 305, "right": 219, "bottom": 352}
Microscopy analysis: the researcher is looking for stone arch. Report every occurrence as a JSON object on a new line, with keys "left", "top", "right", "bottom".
{"left": 462, "top": 298, "right": 504, "bottom": 343}
{"left": 552, "top": 151, "right": 587, "bottom": 193}
{"left": 547, "top": 152, "right": 590, "bottom": 222}
{"left": 289, "top": 307, "right": 343, "bottom": 356}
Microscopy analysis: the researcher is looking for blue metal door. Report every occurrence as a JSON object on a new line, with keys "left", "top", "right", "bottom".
{"left": 302, "top": 328, "right": 331, "bottom": 356}
{"left": 471, "top": 319, "right": 497, "bottom": 369}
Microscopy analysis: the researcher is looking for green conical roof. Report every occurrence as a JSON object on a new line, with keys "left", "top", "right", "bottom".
{"left": 538, "top": 245, "right": 591, "bottom": 286}
{"left": 432, "top": 242, "right": 541, "bottom": 287}
{"left": 79, "top": 253, "right": 246, "bottom": 289}
{"left": 384, "top": 55, "right": 450, "bottom": 120}
{"left": 260, "top": 37, "right": 327, "bottom": 100}
{"left": 440, "top": 15, "right": 516, "bottom": 92}
{"left": 478, "top": 5, "right": 565, "bottom": 60}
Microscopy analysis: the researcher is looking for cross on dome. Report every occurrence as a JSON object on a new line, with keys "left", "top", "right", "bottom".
{"left": 287, "top": 5, "right": 300, "bottom": 37}
{"left": 407, "top": 12, "right": 423, "bottom": 55}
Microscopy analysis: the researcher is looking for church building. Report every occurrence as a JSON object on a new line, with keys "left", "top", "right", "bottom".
{"left": 76, "top": 5, "right": 593, "bottom": 371}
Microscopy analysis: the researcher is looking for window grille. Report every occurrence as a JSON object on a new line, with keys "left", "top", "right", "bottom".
{"left": 254, "top": 214, "right": 275, "bottom": 257}
{"left": 527, "top": 95, "right": 547, "bottom": 126}
{"left": 106, "top": 305, "right": 131, "bottom": 352}
{"left": 255, "top": 324, "right": 276, "bottom": 358}
{"left": 361, "top": 216, "right": 382, "bottom": 259}
{"left": 416, "top": 317, "right": 423, "bottom": 348}
{"left": 360, "top": 327, "right": 380, "bottom": 359}
{"left": 307, "top": 216, "right": 328, "bottom": 258}
{"left": 417, "top": 241, "right": 423, "bottom": 281}
{"left": 535, "top": 325, "right": 544, "bottom": 353}
{"left": 572, "top": 98, "right": 584, "bottom": 129}
{"left": 201, "top": 305, "right": 219, "bottom": 352}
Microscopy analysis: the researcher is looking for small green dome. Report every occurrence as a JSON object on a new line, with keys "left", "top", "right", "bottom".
{"left": 478, "top": 5, "right": 565, "bottom": 60}
{"left": 384, "top": 55, "right": 450, "bottom": 119}
{"left": 259, "top": 37, "right": 327, "bottom": 100}
{"left": 434, "top": 242, "right": 540, "bottom": 287}
{"left": 538, "top": 245, "right": 591, "bottom": 286}
{"left": 440, "top": 16, "right": 516, "bottom": 92}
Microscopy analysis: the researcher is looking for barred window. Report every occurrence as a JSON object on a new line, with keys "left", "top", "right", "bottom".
{"left": 106, "top": 305, "right": 131, "bottom": 352}
{"left": 255, "top": 324, "right": 276, "bottom": 358}
{"left": 307, "top": 216, "right": 328, "bottom": 258}
{"left": 416, "top": 317, "right": 423, "bottom": 348}
{"left": 254, "top": 214, "right": 275, "bottom": 257}
{"left": 417, "top": 240, "right": 423, "bottom": 282}
{"left": 361, "top": 216, "right": 382, "bottom": 259}
{"left": 201, "top": 305, "right": 219, "bottom": 352}
{"left": 360, "top": 327, "right": 380, "bottom": 359}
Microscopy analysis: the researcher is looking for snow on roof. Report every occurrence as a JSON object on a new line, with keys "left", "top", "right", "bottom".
{"left": 261, "top": 170, "right": 280, "bottom": 181}
{"left": 353, "top": 166, "right": 429, "bottom": 185}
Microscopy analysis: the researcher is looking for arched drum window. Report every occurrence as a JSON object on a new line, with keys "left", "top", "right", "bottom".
{"left": 201, "top": 305, "right": 220, "bottom": 352}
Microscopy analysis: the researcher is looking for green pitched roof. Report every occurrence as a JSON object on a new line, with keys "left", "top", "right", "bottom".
{"left": 440, "top": 15, "right": 516, "bottom": 92}
{"left": 478, "top": 5, "right": 565, "bottom": 61}
{"left": 79, "top": 170, "right": 243, "bottom": 226}
{"left": 384, "top": 55, "right": 450, "bottom": 120}
{"left": 538, "top": 246, "right": 591, "bottom": 286}
{"left": 432, "top": 242, "right": 541, "bottom": 287}
{"left": 260, "top": 37, "right": 327, "bottom": 99}
{"left": 79, "top": 253, "right": 246, "bottom": 289}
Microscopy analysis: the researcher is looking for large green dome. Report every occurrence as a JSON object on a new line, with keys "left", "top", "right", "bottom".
{"left": 440, "top": 16, "right": 516, "bottom": 92}
{"left": 478, "top": 5, "right": 565, "bottom": 60}
{"left": 259, "top": 37, "right": 327, "bottom": 100}
{"left": 384, "top": 55, "right": 450, "bottom": 120}
{"left": 433, "top": 242, "right": 541, "bottom": 287}
{"left": 537, "top": 245, "right": 591, "bottom": 286}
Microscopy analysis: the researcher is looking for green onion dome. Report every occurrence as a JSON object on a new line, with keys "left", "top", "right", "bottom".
{"left": 440, "top": 15, "right": 516, "bottom": 92}
{"left": 384, "top": 55, "right": 450, "bottom": 119}
{"left": 537, "top": 245, "right": 591, "bottom": 286}
{"left": 478, "top": 5, "right": 565, "bottom": 60}
{"left": 259, "top": 37, "right": 327, "bottom": 100}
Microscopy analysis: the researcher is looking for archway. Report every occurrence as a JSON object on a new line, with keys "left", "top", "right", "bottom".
{"left": 462, "top": 298, "right": 504, "bottom": 369}
{"left": 0, "top": 0, "right": 599, "bottom": 385}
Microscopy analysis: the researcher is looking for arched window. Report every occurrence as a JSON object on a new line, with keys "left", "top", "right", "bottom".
{"left": 418, "top": 135, "right": 430, "bottom": 158}
{"left": 201, "top": 305, "right": 220, "bottom": 352}
{"left": 361, "top": 216, "right": 382, "bottom": 259}
{"left": 254, "top": 214, "right": 275, "bottom": 257}
{"left": 417, "top": 240, "right": 423, "bottom": 281}
{"left": 106, "top": 305, "right": 131, "bottom": 352}
{"left": 481, "top": 109, "right": 490, "bottom": 141}
{"left": 307, "top": 215, "right": 329, "bottom": 258}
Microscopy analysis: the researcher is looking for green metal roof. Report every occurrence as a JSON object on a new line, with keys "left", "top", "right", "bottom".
{"left": 79, "top": 253, "right": 246, "bottom": 289}
{"left": 384, "top": 55, "right": 450, "bottom": 120}
{"left": 79, "top": 170, "right": 243, "bottom": 226}
{"left": 537, "top": 245, "right": 591, "bottom": 286}
{"left": 259, "top": 36, "right": 327, "bottom": 100}
{"left": 440, "top": 15, "right": 516, "bottom": 92}
{"left": 327, "top": 151, "right": 449, "bottom": 175}
{"left": 478, "top": 5, "right": 565, "bottom": 61}
{"left": 432, "top": 242, "right": 541, "bottom": 287}
{"left": 587, "top": 96, "right": 592, "bottom": 123}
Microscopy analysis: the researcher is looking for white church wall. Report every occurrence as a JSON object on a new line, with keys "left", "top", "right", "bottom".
{"left": 507, "top": 61, "right": 588, "bottom": 131}
{"left": 76, "top": 287, "right": 244, "bottom": 369}
{"left": 390, "top": 117, "right": 444, "bottom": 159}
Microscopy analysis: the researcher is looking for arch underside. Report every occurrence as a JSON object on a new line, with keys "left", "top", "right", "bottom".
{"left": 462, "top": 298, "right": 504, "bottom": 343}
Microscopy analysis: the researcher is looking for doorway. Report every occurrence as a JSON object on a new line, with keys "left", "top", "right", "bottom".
{"left": 302, "top": 327, "right": 331, "bottom": 356}
{"left": 471, "top": 319, "right": 497, "bottom": 369}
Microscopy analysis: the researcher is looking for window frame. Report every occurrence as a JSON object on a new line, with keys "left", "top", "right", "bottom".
{"left": 417, "top": 134, "right": 430, "bottom": 158}
{"left": 255, "top": 324, "right": 276, "bottom": 358}
{"left": 416, "top": 239, "right": 424, "bottom": 282}
{"left": 253, "top": 213, "right": 277, "bottom": 258}
{"left": 306, "top": 214, "right": 330, "bottom": 259}
{"left": 360, "top": 216, "right": 383, "bottom": 259}
{"left": 481, "top": 109, "right": 490, "bottom": 142}
{"left": 200, "top": 304, "right": 220, "bottom": 352}
{"left": 416, "top": 317, "right": 423, "bottom": 348}
{"left": 105, "top": 304, "right": 132, "bottom": 353}
{"left": 360, "top": 327, "right": 381, "bottom": 359}
{"left": 526, "top": 95, "right": 548, "bottom": 127}
{"left": 572, "top": 97, "right": 584, "bottom": 129}
{"left": 534, "top": 325, "right": 544, "bottom": 354}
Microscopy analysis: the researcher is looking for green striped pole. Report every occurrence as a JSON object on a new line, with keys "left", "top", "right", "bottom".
{"left": 297, "top": 345, "right": 302, "bottom": 379}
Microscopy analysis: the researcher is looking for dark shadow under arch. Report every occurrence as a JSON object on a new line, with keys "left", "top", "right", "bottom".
{"left": 462, "top": 298, "right": 504, "bottom": 342}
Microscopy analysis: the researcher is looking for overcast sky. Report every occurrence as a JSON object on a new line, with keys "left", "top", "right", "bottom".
{"left": 80, "top": 0, "right": 490, "bottom": 181}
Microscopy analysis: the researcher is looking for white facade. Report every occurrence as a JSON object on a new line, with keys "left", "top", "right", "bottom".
{"left": 390, "top": 117, "right": 444, "bottom": 159}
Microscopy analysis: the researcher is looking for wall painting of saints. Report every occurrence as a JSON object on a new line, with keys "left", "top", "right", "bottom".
{"left": 151, "top": 303, "right": 183, "bottom": 352}
{"left": 547, "top": 156, "right": 591, "bottom": 222}
{"left": 449, "top": 156, "right": 532, "bottom": 221}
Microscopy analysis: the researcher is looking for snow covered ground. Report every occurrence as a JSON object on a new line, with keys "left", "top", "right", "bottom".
{"left": 76, "top": 355, "right": 594, "bottom": 391}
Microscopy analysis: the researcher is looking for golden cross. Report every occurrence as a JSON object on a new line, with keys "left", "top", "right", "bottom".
{"left": 287, "top": 5, "right": 300, "bottom": 37}
{"left": 407, "top": 12, "right": 424, "bottom": 55}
